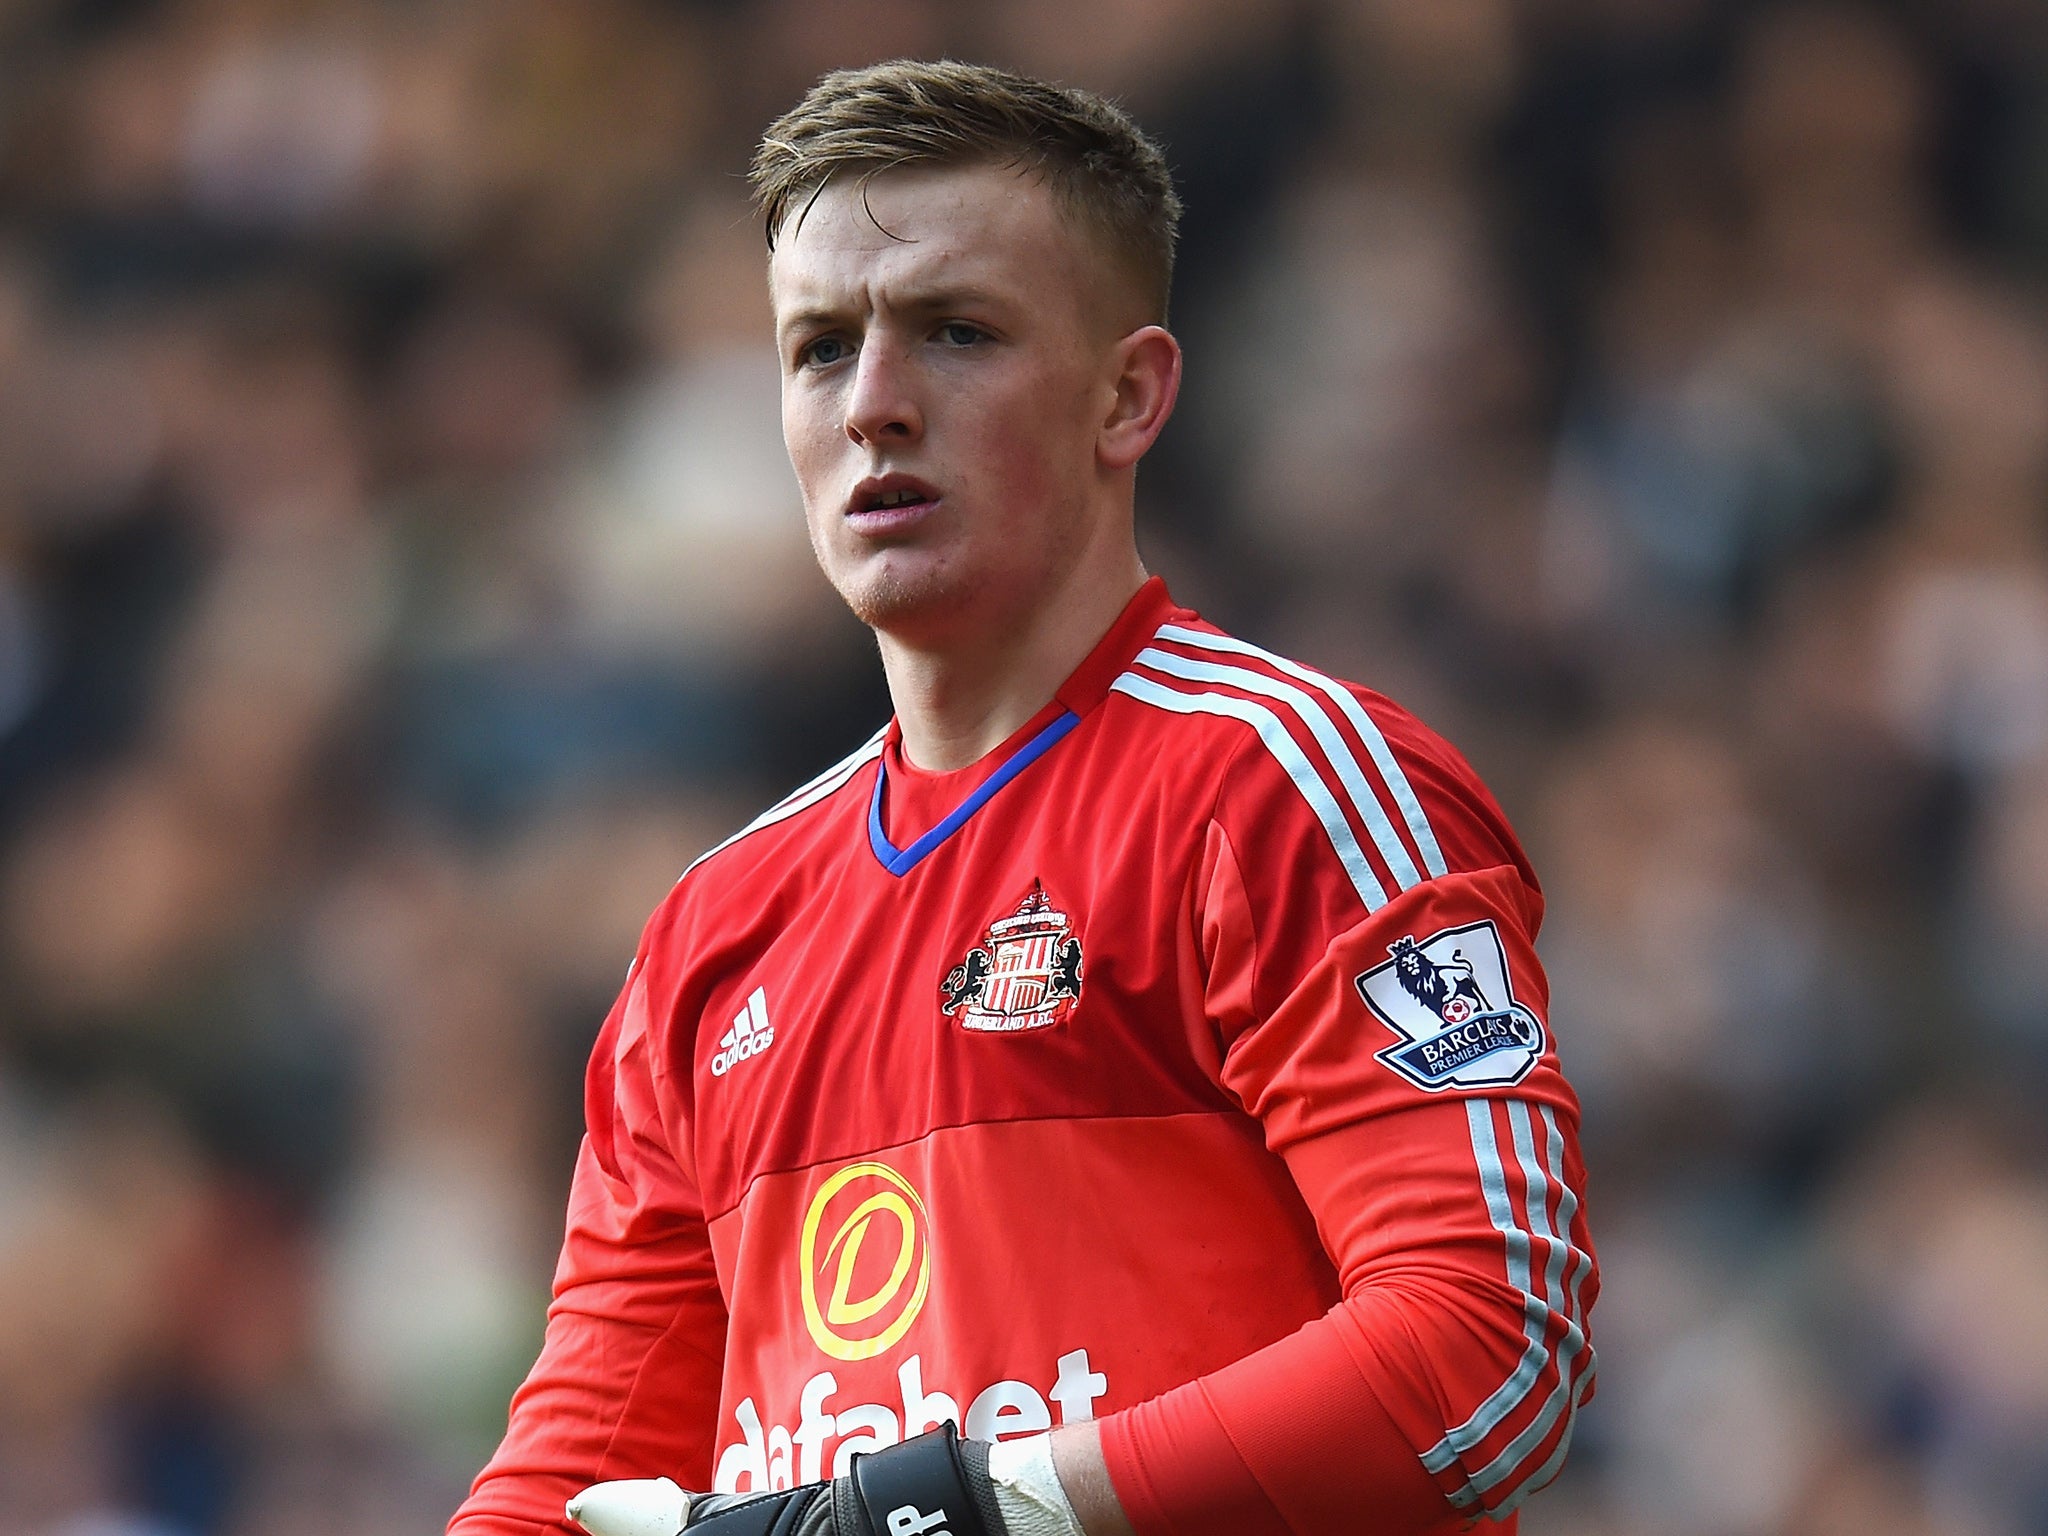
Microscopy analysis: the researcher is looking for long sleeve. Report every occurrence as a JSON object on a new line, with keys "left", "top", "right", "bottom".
{"left": 1099, "top": 705, "right": 1598, "bottom": 1534}
{"left": 451, "top": 913, "right": 728, "bottom": 1534}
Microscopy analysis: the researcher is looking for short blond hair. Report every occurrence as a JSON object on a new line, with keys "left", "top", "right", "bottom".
{"left": 751, "top": 59, "right": 1181, "bottom": 324}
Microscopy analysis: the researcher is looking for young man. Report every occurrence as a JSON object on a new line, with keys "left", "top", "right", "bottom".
{"left": 451, "top": 60, "right": 1596, "bottom": 1536}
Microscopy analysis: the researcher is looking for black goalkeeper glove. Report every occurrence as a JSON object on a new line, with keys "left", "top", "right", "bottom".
{"left": 567, "top": 1424, "right": 1007, "bottom": 1536}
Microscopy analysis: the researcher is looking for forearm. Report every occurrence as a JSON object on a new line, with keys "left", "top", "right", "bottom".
{"left": 1049, "top": 1422, "right": 1135, "bottom": 1536}
{"left": 1084, "top": 1303, "right": 1464, "bottom": 1536}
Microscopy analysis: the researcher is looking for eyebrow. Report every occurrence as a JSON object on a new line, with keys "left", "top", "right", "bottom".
{"left": 776, "top": 307, "right": 841, "bottom": 340}
{"left": 776, "top": 286, "right": 1013, "bottom": 337}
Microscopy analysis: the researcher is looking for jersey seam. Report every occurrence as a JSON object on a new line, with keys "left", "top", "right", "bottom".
{"left": 1202, "top": 817, "right": 1264, "bottom": 1093}
{"left": 1207, "top": 717, "right": 1257, "bottom": 825}
{"left": 1188, "top": 719, "right": 1257, "bottom": 1021}
{"left": 1193, "top": 1374, "right": 1299, "bottom": 1528}
{"left": 699, "top": 1105, "right": 1253, "bottom": 1224}
{"left": 646, "top": 1042, "right": 702, "bottom": 1192}
{"left": 594, "top": 1297, "right": 729, "bottom": 1483}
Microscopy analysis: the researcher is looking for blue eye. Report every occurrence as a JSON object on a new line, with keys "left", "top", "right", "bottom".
{"left": 801, "top": 336, "right": 852, "bottom": 367}
{"left": 938, "top": 323, "right": 986, "bottom": 347}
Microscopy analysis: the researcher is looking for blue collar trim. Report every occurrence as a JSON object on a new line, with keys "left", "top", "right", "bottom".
{"left": 868, "top": 709, "right": 1081, "bottom": 876}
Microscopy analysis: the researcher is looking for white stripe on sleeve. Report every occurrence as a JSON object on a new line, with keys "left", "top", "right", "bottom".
{"left": 1110, "top": 672, "right": 1388, "bottom": 910}
{"left": 1424, "top": 1099, "right": 1594, "bottom": 1512}
{"left": 1133, "top": 646, "right": 1425, "bottom": 891}
{"left": 1156, "top": 624, "right": 1447, "bottom": 879}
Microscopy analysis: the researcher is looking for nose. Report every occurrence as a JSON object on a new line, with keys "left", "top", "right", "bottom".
{"left": 844, "top": 340, "right": 922, "bottom": 446}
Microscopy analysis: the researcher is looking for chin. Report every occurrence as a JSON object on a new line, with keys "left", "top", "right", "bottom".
{"left": 832, "top": 557, "right": 992, "bottom": 638}
{"left": 841, "top": 570, "right": 961, "bottom": 631}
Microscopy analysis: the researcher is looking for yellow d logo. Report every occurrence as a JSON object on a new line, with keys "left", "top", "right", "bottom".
{"left": 799, "top": 1162, "right": 931, "bottom": 1362}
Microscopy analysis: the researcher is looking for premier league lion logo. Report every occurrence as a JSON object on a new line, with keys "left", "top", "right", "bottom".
{"left": 1356, "top": 922, "right": 1545, "bottom": 1091}
{"left": 1388, "top": 936, "right": 1488, "bottom": 1025}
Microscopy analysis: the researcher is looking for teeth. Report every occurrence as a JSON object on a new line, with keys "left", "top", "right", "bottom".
{"left": 873, "top": 488, "right": 924, "bottom": 509}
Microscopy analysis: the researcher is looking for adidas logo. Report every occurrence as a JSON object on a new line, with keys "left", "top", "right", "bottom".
{"left": 711, "top": 986, "right": 775, "bottom": 1077}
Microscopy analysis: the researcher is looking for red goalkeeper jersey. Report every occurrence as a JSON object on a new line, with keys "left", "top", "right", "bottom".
{"left": 451, "top": 579, "right": 1597, "bottom": 1536}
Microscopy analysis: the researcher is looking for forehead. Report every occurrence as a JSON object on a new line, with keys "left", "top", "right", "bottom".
{"left": 768, "top": 163, "right": 1090, "bottom": 314}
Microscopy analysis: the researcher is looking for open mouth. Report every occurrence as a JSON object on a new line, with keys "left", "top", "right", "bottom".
{"left": 847, "top": 475, "right": 941, "bottom": 525}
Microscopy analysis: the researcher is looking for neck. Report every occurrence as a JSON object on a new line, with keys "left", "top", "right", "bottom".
{"left": 880, "top": 554, "right": 1147, "bottom": 771}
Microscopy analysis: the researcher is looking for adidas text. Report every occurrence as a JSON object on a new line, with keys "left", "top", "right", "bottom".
{"left": 712, "top": 986, "right": 775, "bottom": 1077}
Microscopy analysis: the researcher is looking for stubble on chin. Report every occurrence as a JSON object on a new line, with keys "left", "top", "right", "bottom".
{"left": 832, "top": 559, "right": 978, "bottom": 636}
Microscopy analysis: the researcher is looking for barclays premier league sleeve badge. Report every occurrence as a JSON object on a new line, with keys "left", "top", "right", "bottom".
{"left": 1354, "top": 921, "right": 1546, "bottom": 1091}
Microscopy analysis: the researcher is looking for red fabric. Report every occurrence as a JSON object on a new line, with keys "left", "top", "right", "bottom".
{"left": 450, "top": 579, "right": 1597, "bottom": 1535}
{"left": 1101, "top": 1322, "right": 1456, "bottom": 1536}
{"left": 1100, "top": 1378, "right": 1290, "bottom": 1536}
{"left": 1091, "top": 835, "right": 1593, "bottom": 1535}
{"left": 457, "top": 936, "right": 727, "bottom": 1533}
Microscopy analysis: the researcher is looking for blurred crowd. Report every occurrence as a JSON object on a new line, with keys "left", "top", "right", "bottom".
{"left": 1, "top": 0, "right": 2046, "bottom": 1532}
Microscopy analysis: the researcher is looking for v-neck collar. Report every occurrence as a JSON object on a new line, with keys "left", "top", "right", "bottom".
{"left": 866, "top": 578, "right": 1183, "bottom": 876}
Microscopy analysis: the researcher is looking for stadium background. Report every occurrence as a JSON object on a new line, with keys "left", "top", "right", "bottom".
{"left": 1, "top": 0, "right": 2046, "bottom": 1531}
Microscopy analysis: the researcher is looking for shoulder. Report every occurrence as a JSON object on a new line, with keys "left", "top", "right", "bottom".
{"left": 1109, "top": 618, "right": 1534, "bottom": 913}
{"left": 622, "top": 725, "right": 886, "bottom": 1045}
{"left": 672, "top": 724, "right": 888, "bottom": 900}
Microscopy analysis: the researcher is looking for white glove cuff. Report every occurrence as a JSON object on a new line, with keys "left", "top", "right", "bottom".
{"left": 564, "top": 1475, "right": 688, "bottom": 1536}
{"left": 984, "top": 1433, "right": 1086, "bottom": 1536}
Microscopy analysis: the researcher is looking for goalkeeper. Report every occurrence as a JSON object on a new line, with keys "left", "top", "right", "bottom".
{"left": 451, "top": 59, "right": 1597, "bottom": 1536}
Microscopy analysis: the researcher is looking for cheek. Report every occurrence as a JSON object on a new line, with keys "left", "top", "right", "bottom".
{"left": 782, "top": 396, "right": 838, "bottom": 500}
{"left": 989, "top": 384, "right": 1096, "bottom": 499}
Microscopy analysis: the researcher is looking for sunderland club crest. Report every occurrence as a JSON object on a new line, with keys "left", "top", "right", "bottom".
{"left": 1354, "top": 920, "right": 1545, "bottom": 1091}
{"left": 941, "top": 880, "right": 1083, "bottom": 1032}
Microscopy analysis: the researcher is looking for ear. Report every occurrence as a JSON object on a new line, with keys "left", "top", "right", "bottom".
{"left": 1097, "top": 325, "right": 1183, "bottom": 471}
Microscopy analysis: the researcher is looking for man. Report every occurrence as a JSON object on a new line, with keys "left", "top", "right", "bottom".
{"left": 451, "top": 60, "right": 1595, "bottom": 1536}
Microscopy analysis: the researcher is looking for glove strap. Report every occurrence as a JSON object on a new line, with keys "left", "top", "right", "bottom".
{"left": 848, "top": 1425, "right": 997, "bottom": 1536}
